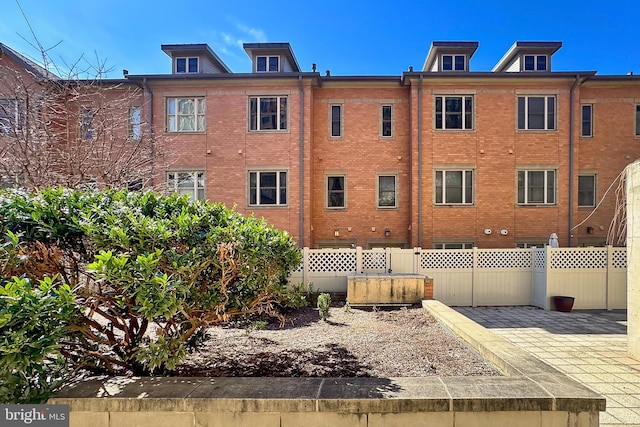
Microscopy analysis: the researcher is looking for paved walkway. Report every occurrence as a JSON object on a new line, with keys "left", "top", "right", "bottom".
{"left": 455, "top": 307, "right": 640, "bottom": 427}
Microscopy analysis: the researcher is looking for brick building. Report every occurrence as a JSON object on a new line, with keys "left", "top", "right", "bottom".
{"left": 2, "top": 40, "right": 640, "bottom": 248}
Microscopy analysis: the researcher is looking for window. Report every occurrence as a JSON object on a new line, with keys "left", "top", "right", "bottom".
{"left": 516, "top": 241, "right": 547, "bottom": 248}
{"left": 176, "top": 57, "right": 199, "bottom": 73}
{"left": 80, "top": 107, "right": 94, "bottom": 140}
{"left": 581, "top": 104, "right": 593, "bottom": 137}
{"left": 127, "top": 178, "right": 143, "bottom": 191}
{"left": 377, "top": 175, "right": 397, "bottom": 208}
{"left": 167, "top": 98, "right": 205, "bottom": 132}
{"left": 523, "top": 55, "right": 548, "bottom": 71}
{"left": 435, "top": 96, "right": 473, "bottom": 130}
{"left": 0, "top": 98, "right": 23, "bottom": 134}
{"left": 517, "top": 170, "right": 556, "bottom": 205}
{"left": 326, "top": 175, "right": 346, "bottom": 209}
{"left": 249, "top": 171, "right": 287, "bottom": 206}
{"left": 381, "top": 105, "right": 393, "bottom": 137}
{"left": 130, "top": 107, "right": 142, "bottom": 140}
{"left": 578, "top": 174, "right": 596, "bottom": 207}
{"left": 441, "top": 54, "right": 465, "bottom": 71}
{"left": 330, "top": 104, "right": 342, "bottom": 138}
{"left": 435, "top": 170, "right": 473, "bottom": 204}
{"left": 256, "top": 56, "right": 280, "bottom": 72}
{"left": 636, "top": 105, "right": 640, "bottom": 137}
{"left": 249, "top": 96, "right": 287, "bottom": 131}
{"left": 517, "top": 96, "right": 555, "bottom": 130}
{"left": 167, "top": 171, "right": 205, "bottom": 201}
{"left": 434, "top": 242, "right": 474, "bottom": 249}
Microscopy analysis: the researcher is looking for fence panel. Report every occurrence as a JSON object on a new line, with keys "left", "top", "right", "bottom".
{"left": 288, "top": 246, "right": 627, "bottom": 309}
{"left": 547, "top": 248, "right": 607, "bottom": 309}
{"left": 474, "top": 249, "right": 533, "bottom": 306}
{"left": 531, "top": 248, "right": 548, "bottom": 308}
{"left": 419, "top": 250, "right": 473, "bottom": 306}
{"left": 608, "top": 248, "right": 627, "bottom": 310}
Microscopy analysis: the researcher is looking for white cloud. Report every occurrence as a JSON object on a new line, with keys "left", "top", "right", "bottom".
{"left": 199, "top": 19, "right": 268, "bottom": 72}
{"left": 235, "top": 23, "right": 267, "bottom": 43}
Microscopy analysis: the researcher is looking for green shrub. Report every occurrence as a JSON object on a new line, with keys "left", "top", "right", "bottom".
{"left": 0, "top": 232, "right": 80, "bottom": 403}
{"left": 0, "top": 188, "right": 303, "bottom": 378}
{"left": 317, "top": 293, "right": 331, "bottom": 321}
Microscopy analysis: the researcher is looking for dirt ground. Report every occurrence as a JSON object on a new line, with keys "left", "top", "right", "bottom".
{"left": 174, "top": 305, "right": 500, "bottom": 377}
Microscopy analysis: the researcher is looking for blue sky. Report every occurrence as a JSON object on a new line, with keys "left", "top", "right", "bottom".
{"left": 0, "top": 0, "right": 638, "bottom": 78}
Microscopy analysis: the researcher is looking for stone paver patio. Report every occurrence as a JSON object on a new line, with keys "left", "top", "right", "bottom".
{"left": 455, "top": 306, "right": 640, "bottom": 427}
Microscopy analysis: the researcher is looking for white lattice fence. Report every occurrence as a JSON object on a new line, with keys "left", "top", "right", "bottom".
{"left": 477, "top": 249, "right": 532, "bottom": 269}
{"left": 612, "top": 249, "right": 627, "bottom": 269}
{"left": 420, "top": 250, "right": 473, "bottom": 270}
{"left": 533, "top": 249, "right": 546, "bottom": 270}
{"left": 308, "top": 250, "right": 357, "bottom": 273}
{"left": 550, "top": 248, "right": 607, "bottom": 269}
{"left": 362, "top": 250, "right": 386, "bottom": 271}
{"left": 289, "top": 246, "right": 627, "bottom": 309}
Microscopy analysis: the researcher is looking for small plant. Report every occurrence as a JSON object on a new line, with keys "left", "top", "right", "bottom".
{"left": 244, "top": 320, "right": 268, "bottom": 336}
{"left": 317, "top": 293, "right": 331, "bottom": 321}
{"left": 343, "top": 301, "right": 352, "bottom": 313}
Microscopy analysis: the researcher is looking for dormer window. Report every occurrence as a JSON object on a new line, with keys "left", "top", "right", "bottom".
{"left": 523, "top": 54, "right": 548, "bottom": 71}
{"left": 442, "top": 54, "right": 465, "bottom": 71}
{"left": 256, "top": 55, "right": 280, "bottom": 72}
{"left": 176, "top": 57, "right": 199, "bottom": 73}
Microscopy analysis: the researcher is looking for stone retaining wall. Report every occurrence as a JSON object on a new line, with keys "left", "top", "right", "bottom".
{"left": 48, "top": 301, "right": 604, "bottom": 427}
{"left": 346, "top": 273, "right": 433, "bottom": 304}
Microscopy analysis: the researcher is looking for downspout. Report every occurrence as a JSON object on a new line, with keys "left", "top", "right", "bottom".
{"left": 568, "top": 75, "right": 580, "bottom": 247}
{"left": 298, "top": 75, "right": 305, "bottom": 247}
{"left": 143, "top": 77, "right": 154, "bottom": 186}
{"left": 417, "top": 75, "right": 423, "bottom": 247}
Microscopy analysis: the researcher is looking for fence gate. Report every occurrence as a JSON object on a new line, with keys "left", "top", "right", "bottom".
{"left": 388, "top": 248, "right": 417, "bottom": 273}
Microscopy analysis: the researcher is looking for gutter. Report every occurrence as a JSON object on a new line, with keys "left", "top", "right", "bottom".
{"left": 418, "top": 75, "right": 423, "bottom": 247}
{"left": 143, "top": 78, "right": 154, "bottom": 186}
{"left": 298, "top": 75, "right": 305, "bottom": 247}
{"left": 568, "top": 74, "right": 580, "bottom": 247}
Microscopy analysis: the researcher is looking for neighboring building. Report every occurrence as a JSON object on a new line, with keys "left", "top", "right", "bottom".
{"left": 0, "top": 42, "right": 147, "bottom": 190}
{"left": 3, "top": 40, "right": 640, "bottom": 248}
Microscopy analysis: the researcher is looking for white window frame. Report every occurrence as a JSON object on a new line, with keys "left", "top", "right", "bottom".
{"left": 256, "top": 55, "right": 280, "bottom": 72}
{"left": 434, "top": 242, "right": 474, "bottom": 249}
{"left": 516, "top": 241, "right": 547, "bottom": 248}
{"left": 326, "top": 174, "right": 346, "bottom": 209}
{"left": 581, "top": 104, "right": 593, "bottom": 138}
{"left": 435, "top": 169, "right": 474, "bottom": 205}
{"left": 329, "top": 104, "right": 342, "bottom": 138}
{"left": 380, "top": 104, "right": 393, "bottom": 138}
{"left": 0, "top": 98, "right": 22, "bottom": 134}
{"left": 167, "top": 171, "right": 205, "bottom": 201}
{"left": 435, "top": 95, "right": 473, "bottom": 130}
{"left": 130, "top": 106, "right": 142, "bottom": 140}
{"left": 441, "top": 54, "right": 466, "bottom": 71}
{"left": 517, "top": 169, "right": 556, "bottom": 205}
{"left": 522, "top": 54, "right": 548, "bottom": 71}
{"left": 167, "top": 98, "right": 206, "bottom": 132}
{"left": 517, "top": 95, "right": 556, "bottom": 130}
{"left": 249, "top": 170, "right": 288, "bottom": 206}
{"left": 578, "top": 174, "right": 596, "bottom": 208}
{"left": 249, "top": 96, "right": 288, "bottom": 131}
{"left": 376, "top": 174, "right": 397, "bottom": 209}
{"left": 175, "top": 57, "right": 199, "bottom": 74}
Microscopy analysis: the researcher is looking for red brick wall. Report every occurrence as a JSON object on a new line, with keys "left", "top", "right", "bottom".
{"left": 311, "top": 84, "right": 411, "bottom": 248}
{"left": 148, "top": 78, "right": 309, "bottom": 245}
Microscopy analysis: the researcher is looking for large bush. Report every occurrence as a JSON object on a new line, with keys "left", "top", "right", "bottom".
{"left": 0, "top": 232, "right": 81, "bottom": 403}
{"left": 0, "top": 188, "right": 303, "bottom": 387}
